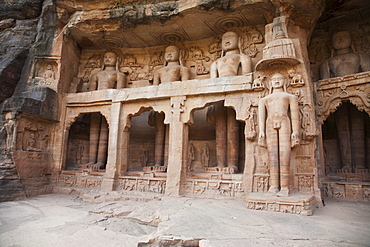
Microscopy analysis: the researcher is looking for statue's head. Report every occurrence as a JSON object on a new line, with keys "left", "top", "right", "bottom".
{"left": 164, "top": 46, "right": 180, "bottom": 64}
{"left": 332, "top": 31, "right": 352, "bottom": 51}
{"left": 221, "top": 31, "right": 240, "bottom": 52}
{"left": 103, "top": 51, "right": 118, "bottom": 68}
{"left": 269, "top": 73, "right": 287, "bottom": 93}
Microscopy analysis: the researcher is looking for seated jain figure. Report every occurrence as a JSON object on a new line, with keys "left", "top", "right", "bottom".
{"left": 210, "top": 31, "right": 253, "bottom": 78}
{"left": 258, "top": 73, "right": 300, "bottom": 197}
{"left": 320, "top": 31, "right": 370, "bottom": 79}
{"left": 153, "top": 45, "right": 190, "bottom": 85}
{"left": 86, "top": 51, "right": 126, "bottom": 169}
{"left": 90, "top": 51, "right": 127, "bottom": 90}
{"left": 207, "top": 31, "right": 253, "bottom": 170}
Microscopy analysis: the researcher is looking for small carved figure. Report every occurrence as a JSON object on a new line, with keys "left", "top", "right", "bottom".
{"left": 247, "top": 27, "right": 263, "bottom": 44}
{"left": 75, "top": 140, "right": 84, "bottom": 165}
{"left": 252, "top": 75, "right": 265, "bottom": 90}
{"left": 89, "top": 51, "right": 127, "bottom": 90}
{"left": 187, "top": 142, "right": 195, "bottom": 171}
{"left": 258, "top": 73, "right": 300, "bottom": 197}
{"left": 26, "top": 132, "right": 41, "bottom": 152}
{"left": 287, "top": 68, "right": 304, "bottom": 87}
{"left": 1, "top": 112, "right": 15, "bottom": 154}
{"left": 153, "top": 45, "right": 190, "bottom": 85}
{"left": 320, "top": 31, "right": 370, "bottom": 79}
{"left": 43, "top": 64, "right": 55, "bottom": 80}
{"left": 246, "top": 109, "right": 257, "bottom": 140}
{"left": 150, "top": 51, "right": 164, "bottom": 65}
{"left": 201, "top": 143, "right": 210, "bottom": 168}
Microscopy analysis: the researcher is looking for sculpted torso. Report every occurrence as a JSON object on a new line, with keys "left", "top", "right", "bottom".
{"left": 211, "top": 54, "right": 250, "bottom": 77}
{"left": 95, "top": 70, "right": 119, "bottom": 90}
{"left": 153, "top": 45, "right": 190, "bottom": 85}
{"left": 210, "top": 31, "right": 252, "bottom": 78}
{"left": 327, "top": 53, "right": 361, "bottom": 77}
{"left": 262, "top": 92, "right": 297, "bottom": 130}
{"left": 154, "top": 64, "right": 189, "bottom": 84}
{"left": 89, "top": 51, "right": 126, "bottom": 90}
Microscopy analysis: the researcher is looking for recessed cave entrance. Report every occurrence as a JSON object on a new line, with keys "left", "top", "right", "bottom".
{"left": 322, "top": 102, "right": 370, "bottom": 175}
{"left": 188, "top": 102, "right": 245, "bottom": 175}
{"left": 65, "top": 112, "right": 109, "bottom": 171}
{"left": 127, "top": 109, "right": 168, "bottom": 174}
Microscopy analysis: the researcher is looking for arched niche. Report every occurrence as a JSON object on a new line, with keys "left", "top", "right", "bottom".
{"left": 126, "top": 108, "right": 168, "bottom": 173}
{"left": 187, "top": 100, "right": 245, "bottom": 174}
{"left": 65, "top": 112, "right": 109, "bottom": 171}
{"left": 322, "top": 101, "right": 370, "bottom": 175}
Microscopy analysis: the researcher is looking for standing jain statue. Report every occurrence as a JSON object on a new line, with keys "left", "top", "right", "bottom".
{"left": 320, "top": 30, "right": 370, "bottom": 79}
{"left": 258, "top": 73, "right": 300, "bottom": 197}
{"left": 87, "top": 51, "right": 127, "bottom": 169}
{"left": 149, "top": 46, "right": 190, "bottom": 167}
{"left": 208, "top": 31, "right": 253, "bottom": 170}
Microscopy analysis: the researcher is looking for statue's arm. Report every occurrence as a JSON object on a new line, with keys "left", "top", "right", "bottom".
{"left": 181, "top": 66, "right": 190, "bottom": 81}
{"left": 116, "top": 73, "right": 127, "bottom": 89}
{"left": 241, "top": 55, "right": 253, "bottom": 75}
{"left": 210, "top": 61, "right": 218, "bottom": 78}
{"left": 360, "top": 53, "right": 370, "bottom": 72}
{"left": 258, "top": 98, "right": 266, "bottom": 146}
{"left": 290, "top": 95, "right": 300, "bottom": 146}
{"left": 319, "top": 60, "right": 330, "bottom": 79}
{"left": 89, "top": 73, "right": 98, "bottom": 91}
{"left": 153, "top": 70, "right": 160, "bottom": 85}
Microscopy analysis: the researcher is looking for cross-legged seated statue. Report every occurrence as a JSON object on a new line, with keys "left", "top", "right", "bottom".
{"left": 258, "top": 73, "right": 300, "bottom": 197}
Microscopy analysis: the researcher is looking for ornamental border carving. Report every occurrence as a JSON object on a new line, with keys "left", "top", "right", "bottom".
{"left": 316, "top": 72, "right": 370, "bottom": 125}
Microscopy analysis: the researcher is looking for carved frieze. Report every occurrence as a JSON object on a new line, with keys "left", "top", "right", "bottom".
{"left": 185, "top": 179, "right": 244, "bottom": 198}
{"left": 117, "top": 177, "right": 166, "bottom": 194}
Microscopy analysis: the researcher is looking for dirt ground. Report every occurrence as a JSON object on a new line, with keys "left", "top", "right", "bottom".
{"left": 0, "top": 193, "right": 369, "bottom": 247}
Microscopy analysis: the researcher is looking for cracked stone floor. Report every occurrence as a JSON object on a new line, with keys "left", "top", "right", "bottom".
{"left": 0, "top": 193, "right": 369, "bottom": 247}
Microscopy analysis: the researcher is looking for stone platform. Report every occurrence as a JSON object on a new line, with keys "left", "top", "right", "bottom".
{"left": 246, "top": 193, "right": 316, "bottom": 216}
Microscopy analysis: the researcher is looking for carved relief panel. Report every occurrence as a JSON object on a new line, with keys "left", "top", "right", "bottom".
{"left": 28, "top": 57, "right": 60, "bottom": 91}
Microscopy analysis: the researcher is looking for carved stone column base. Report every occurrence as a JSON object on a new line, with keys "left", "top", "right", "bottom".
{"left": 246, "top": 193, "right": 316, "bottom": 216}
{"left": 142, "top": 166, "right": 167, "bottom": 173}
{"left": 205, "top": 166, "right": 236, "bottom": 174}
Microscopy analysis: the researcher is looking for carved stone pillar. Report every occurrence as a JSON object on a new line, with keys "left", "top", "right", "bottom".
{"left": 165, "top": 96, "right": 187, "bottom": 196}
{"left": 215, "top": 102, "right": 227, "bottom": 167}
{"left": 89, "top": 113, "right": 101, "bottom": 164}
{"left": 227, "top": 108, "right": 239, "bottom": 170}
{"left": 97, "top": 117, "right": 108, "bottom": 166}
{"left": 154, "top": 112, "right": 166, "bottom": 166}
{"left": 101, "top": 102, "right": 121, "bottom": 191}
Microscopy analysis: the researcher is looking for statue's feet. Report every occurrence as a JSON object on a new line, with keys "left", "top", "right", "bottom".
{"left": 94, "top": 162, "right": 106, "bottom": 169}
{"left": 266, "top": 186, "right": 279, "bottom": 196}
{"left": 277, "top": 187, "right": 289, "bottom": 197}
